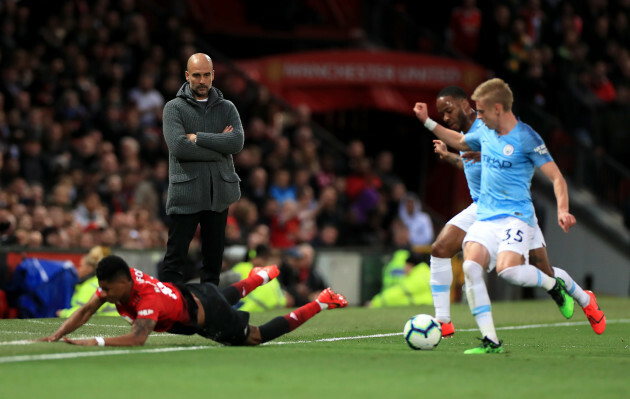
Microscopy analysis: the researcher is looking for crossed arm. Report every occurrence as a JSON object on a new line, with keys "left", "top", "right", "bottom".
{"left": 162, "top": 103, "right": 237, "bottom": 162}
{"left": 37, "top": 294, "right": 156, "bottom": 347}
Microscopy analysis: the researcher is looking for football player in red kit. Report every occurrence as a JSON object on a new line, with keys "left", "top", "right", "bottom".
{"left": 38, "top": 255, "right": 347, "bottom": 346}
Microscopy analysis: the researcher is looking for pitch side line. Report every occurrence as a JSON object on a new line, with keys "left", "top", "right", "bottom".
{"left": 0, "top": 345, "right": 214, "bottom": 363}
{"left": 1, "top": 318, "right": 628, "bottom": 363}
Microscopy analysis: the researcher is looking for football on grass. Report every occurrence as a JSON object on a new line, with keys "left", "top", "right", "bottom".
{"left": 403, "top": 314, "right": 442, "bottom": 350}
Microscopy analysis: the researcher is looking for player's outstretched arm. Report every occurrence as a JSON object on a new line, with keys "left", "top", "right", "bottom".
{"left": 63, "top": 318, "right": 157, "bottom": 347}
{"left": 37, "top": 293, "right": 105, "bottom": 342}
{"left": 433, "top": 140, "right": 464, "bottom": 169}
{"left": 540, "top": 161, "right": 576, "bottom": 233}
{"left": 413, "top": 103, "right": 470, "bottom": 151}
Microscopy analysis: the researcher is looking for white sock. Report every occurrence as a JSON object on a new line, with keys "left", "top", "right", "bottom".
{"left": 463, "top": 260, "right": 499, "bottom": 344}
{"left": 553, "top": 267, "right": 590, "bottom": 307}
{"left": 498, "top": 265, "right": 556, "bottom": 291}
{"left": 430, "top": 256, "right": 453, "bottom": 323}
{"left": 257, "top": 270, "right": 270, "bottom": 284}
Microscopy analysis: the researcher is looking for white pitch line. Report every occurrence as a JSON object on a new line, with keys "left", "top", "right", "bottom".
{"left": 0, "top": 345, "right": 215, "bottom": 364}
{"left": 1, "top": 318, "right": 628, "bottom": 364}
{"left": 0, "top": 332, "right": 181, "bottom": 346}
{"left": 25, "top": 319, "right": 130, "bottom": 329}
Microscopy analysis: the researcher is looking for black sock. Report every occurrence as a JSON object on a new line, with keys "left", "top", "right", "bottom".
{"left": 259, "top": 316, "right": 291, "bottom": 343}
{"left": 221, "top": 286, "right": 241, "bottom": 306}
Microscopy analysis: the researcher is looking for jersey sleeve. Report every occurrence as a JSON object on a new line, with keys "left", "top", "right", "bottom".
{"left": 464, "top": 128, "right": 482, "bottom": 151}
{"left": 134, "top": 293, "right": 163, "bottom": 322}
{"left": 522, "top": 128, "right": 553, "bottom": 167}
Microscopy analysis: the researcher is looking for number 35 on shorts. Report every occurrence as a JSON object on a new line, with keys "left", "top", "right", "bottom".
{"left": 502, "top": 228, "right": 523, "bottom": 244}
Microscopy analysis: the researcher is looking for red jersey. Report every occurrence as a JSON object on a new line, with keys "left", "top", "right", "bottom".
{"left": 96, "top": 268, "right": 189, "bottom": 332}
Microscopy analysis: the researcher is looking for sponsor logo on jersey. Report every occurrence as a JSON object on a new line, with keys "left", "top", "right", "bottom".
{"left": 138, "top": 309, "right": 154, "bottom": 316}
{"left": 533, "top": 144, "right": 548, "bottom": 155}
{"left": 482, "top": 155, "right": 512, "bottom": 169}
{"left": 503, "top": 144, "right": 514, "bottom": 156}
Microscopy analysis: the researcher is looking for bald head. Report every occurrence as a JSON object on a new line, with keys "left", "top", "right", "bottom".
{"left": 185, "top": 53, "right": 214, "bottom": 100}
{"left": 187, "top": 53, "right": 213, "bottom": 71}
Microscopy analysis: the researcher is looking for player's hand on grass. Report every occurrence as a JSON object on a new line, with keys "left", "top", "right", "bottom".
{"left": 36, "top": 335, "right": 61, "bottom": 342}
{"left": 62, "top": 336, "right": 96, "bottom": 346}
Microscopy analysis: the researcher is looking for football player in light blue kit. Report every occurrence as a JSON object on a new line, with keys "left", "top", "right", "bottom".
{"left": 413, "top": 78, "right": 606, "bottom": 353}
{"left": 425, "top": 87, "right": 604, "bottom": 340}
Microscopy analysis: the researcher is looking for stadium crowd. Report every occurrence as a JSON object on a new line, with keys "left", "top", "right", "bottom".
{"left": 0, "top": 0, "right": 434, "bottom": 260}
{"left": 0, "top": 0, "right": 628, "bottom": 267}
{"left": 376, "top": 0, "right": 630, "bottom": 226}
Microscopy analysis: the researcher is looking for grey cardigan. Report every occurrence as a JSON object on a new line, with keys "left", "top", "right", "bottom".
{"left": 162, "top": 83, "right": 244, "bottom": 215}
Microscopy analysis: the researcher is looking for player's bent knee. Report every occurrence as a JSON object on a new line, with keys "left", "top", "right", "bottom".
{"left": 462, "top": 260, "right": 483, "bottom": 279}
{"left": 431, "top": 239, "right": 457, "bottom": 258}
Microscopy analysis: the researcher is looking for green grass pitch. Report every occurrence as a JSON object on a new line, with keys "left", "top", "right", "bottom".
{"left": 1, "top": 297, "right": 628, "bottom": 399}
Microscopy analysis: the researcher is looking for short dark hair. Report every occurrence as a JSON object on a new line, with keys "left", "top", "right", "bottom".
{"left": 96, "top": 255, "right": 132, "bottom": 282}
{"left": 437, "top": 86, "right": 468, "bottom": 100}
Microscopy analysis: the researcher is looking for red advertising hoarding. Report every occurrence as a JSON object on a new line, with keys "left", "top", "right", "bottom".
{"left": 237, "top": 50, "right": 487, "bottom": 114}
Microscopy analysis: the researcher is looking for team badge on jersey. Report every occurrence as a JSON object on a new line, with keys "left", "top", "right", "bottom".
{"left": 503, "top": 144, "right": 514, "bottom": 156}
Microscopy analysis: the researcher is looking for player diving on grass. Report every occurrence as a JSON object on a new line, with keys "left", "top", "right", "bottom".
{"left": 413, "top": 79, "right": 605, "bottom": 354}
{"left": 37, "top": 255, "right": 347, "bottom": 347}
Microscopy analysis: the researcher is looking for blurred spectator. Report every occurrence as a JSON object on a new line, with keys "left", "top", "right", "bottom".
{"left": 128, "top": 74, "right": 164, "bottom": 127}
{"left": 505, "top": 17, "right": 535, "bottom": 75}
{"left": 57, "top": 246, "right": 119, "bottom": 318}
{"left": 73, "top": 190, "right": 108, "bottom": 231}
{"left": 42, "top": 227, "right": 71, "bottom": 248}
{"left": 447, "top": 0, "right": 482, "bottom": 59}
{"left": 269, "top": 168, "right": 296, "bottom": 205}
{"left": 0, "top": 0, "right": 628, "bottom": 255}
{"left": 590, "top": 60, "right": 616, "bottom": 103}
{"left": 278, "top": 243, "right": 327, "bottom": 307}
{"left": 311, "top": 223, "right": 339, "bottom": 248}
{"left": 0, "top": 209, "right": 17, "bottom": 246}
{"left": 270, "top": 199, "right": 300, "bottom": 249}
{"left": 315, "top": 152, "right": 337, "bottom": 190}
{"left": 19, "top": 138, "right": 48, "bottom": 185}
{"left": 315, "top": 186, "right": 345, "bottom": 231}
{"left": 368, "top": 251, "right": 432, "bottom": 308}
{"left": 230, "top": 244, "right": 287, "bottom": 312}
{"left": 519, "top": 0, "right": 545, "bottom": 44}
{"left": 374, "top": 150, "right": 401, "bottom": 192}
{"left": 596, "top": 82, "right": 630, "bottom": 163}
{"left": 242, "top": 166, "right": 269, "bottom": 212}
{"left": 398, "top": 192, "right": 434, "bottom": 247}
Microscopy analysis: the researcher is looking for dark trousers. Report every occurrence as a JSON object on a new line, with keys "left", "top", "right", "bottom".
{"left": 161, "top": 209, "right": 228, "bottom": 285}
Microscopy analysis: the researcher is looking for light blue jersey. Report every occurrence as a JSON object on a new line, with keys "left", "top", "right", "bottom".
{"left": 460, "top": 118, "right": 483, "bottom": 203}
{"left": 464, "top": 120, "right": 553, "bottom": 226}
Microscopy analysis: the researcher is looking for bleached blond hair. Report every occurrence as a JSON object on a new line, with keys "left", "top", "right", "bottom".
{"left": 471, "top": 78, "right": 514, "bottom": 112}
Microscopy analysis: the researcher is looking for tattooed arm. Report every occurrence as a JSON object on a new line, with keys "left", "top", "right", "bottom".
{"left": 433, "top": 140, "right": 464, "bottom": 169}
{"left": 62, "top": 318, "right": 157, "bottom": 347}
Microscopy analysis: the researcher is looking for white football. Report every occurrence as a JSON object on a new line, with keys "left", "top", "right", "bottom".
{"left": 403, "top": 314, "right": 442, "bottom": 350}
